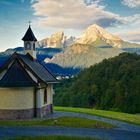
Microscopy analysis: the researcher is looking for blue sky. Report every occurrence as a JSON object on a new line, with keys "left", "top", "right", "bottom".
{"left": 0, "top": 0, "right": 140, "bottom": 51}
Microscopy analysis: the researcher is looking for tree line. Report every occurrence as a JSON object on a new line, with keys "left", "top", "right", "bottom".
{"left": 54, "top": 53, "right": 140, "bottom": 114}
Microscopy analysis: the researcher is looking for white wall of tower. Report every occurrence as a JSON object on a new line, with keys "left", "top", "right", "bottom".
{"left": 24, "top": 41, "right": 36, "bottom": 59}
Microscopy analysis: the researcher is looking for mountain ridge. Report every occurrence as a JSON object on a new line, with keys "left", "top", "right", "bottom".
{"left": 37, "top": 31, "right": 76, "bottom": 48}
{"left": 44, "top": 24, "right": 140, "bottom": 68}
{"left": 76, "top": 24, "right": 121, "bottom": 47}
{"left": 0, "top": 24, "right": 140, "bottom": 75}
{"left": 76, "top": 24, "right": 140, "bottom": 48}
{"left": 38, "top": 24, "right": 140, "bottom": 49}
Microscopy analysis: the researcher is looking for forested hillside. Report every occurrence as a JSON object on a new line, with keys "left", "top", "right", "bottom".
{"left": 54, "top": 53, "right": 140, "bottom": 114}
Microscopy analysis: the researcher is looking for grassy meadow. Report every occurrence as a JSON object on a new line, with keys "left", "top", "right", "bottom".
{"left": 0, "top": 116, "right": 114, "bottom": 128}
{"left": 55, "top": 106, "right": 140, "bottom": 125}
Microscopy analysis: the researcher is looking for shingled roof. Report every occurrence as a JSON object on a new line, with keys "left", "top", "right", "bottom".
{"left": 19, "top": 54, "right": 57, "bottom": 84}
{"left": 0, "top": 53, "right": 58, "bottom": 87}
{"left": 0, "top": 60, "right": 37, "bottom": 87}
{"left": 22, "top": 26, "right": 37, "bottom": 41}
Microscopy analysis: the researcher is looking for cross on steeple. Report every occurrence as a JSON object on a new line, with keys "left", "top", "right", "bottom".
{"left": 28, "top": 21, "right": 32, "bottom": 26}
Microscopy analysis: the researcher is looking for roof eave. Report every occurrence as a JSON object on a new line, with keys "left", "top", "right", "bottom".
{"left": 0, "top": 84, "right": 38, "bottom": 88}
{"left": 46, "top": 81, "right": 59, "bottom": 84}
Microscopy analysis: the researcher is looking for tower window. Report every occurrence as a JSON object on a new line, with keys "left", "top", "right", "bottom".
{"left": 33, "top": 43, "right": 35, "bottom": 50}
{"left": 25, "top": 42, "right": 31, "bottom": 50}
{"left": 44, "top": 88, "right": 47, "bottom": 104}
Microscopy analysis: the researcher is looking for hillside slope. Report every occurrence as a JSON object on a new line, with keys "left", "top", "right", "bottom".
{"left": 46, "top": 43, "right": 122, "bottom": 68}
{"left": 54, "top": 53, "right": 140, "bottom": 113}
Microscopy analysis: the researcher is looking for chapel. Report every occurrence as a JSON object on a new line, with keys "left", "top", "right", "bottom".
{"left": 0, "top": 25, "right": 57, "bottom": 119}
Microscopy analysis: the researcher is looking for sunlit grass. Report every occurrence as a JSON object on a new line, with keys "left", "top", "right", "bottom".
{"left": 54, "top": 106, "right": 140, "bottom": 125}
{"left": 0, "top": 116, "right": 114, "bottom": 128}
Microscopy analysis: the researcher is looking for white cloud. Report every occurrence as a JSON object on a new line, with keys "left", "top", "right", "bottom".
{"left": 114, "top": 13, "right": 140, "bottom": 42}
{"left": 21, "top": 0, "right": 37, "bottom": 4}
{"left": 124, "top": 14, "right": 140, "bottom": 24}
{"left": 84, "top": 0, "right": 102, "bottom": 5}
{"left": 32, "top": 0, "right": 123, "bottom": 29}
{"left": 122, "top": 0, "right": 140, "bottom": 8}
{"left": 30, "top": 0, "right": 38, "bottom": 4}
{"left": 116, "top": 30, "right": 140, "bottom": 43}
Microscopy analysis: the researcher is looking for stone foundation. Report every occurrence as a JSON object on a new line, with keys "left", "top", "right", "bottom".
{"left": 36, "top": 104, "right": 53, "bottom": 118}
{"left": 0, "top": 108, "right": 34, "bottom": 120}
{"left": 0, "top": 104, "right": 53, "bottom": 120}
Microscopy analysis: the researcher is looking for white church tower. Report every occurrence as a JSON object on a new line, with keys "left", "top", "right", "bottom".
{"left": 22, "top": 23, "right": 37, "bottom": 59}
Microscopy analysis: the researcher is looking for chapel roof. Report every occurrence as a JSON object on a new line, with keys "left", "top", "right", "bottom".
{"left": 0, "top": 60, "right": 37, "bottom": 87}
{"left": 0, "top": 53, "right": 58, "bottom": 87}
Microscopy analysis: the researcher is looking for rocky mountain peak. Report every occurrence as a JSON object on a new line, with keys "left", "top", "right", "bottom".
{"left": 77, "top": 24, "right": 121, "bottom": 47}
{"left": 37, "top": 31, "right": 76, "bottom": 48}
{"left": 50, "top": 31, "right": 64, "bottom": 41}
{"left": 37, "top": 24, "right": 140, "bottom": 50}
{"left": 89, "top": 24, "right": 120, "bottom": 40}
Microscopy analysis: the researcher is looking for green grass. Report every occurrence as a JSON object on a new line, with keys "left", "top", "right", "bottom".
{"left": 4, "top": 135, "right": 105, "bottom": 140}
{"left": 0, "top": 116, "right": 114, "bottom": 128}
{"left": 45, "top": 116, "right": 114, "bottom": 128}
{"left": 54, "top": 106, "right": 140, "bottom": 125}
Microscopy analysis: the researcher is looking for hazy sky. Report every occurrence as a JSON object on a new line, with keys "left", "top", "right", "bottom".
{"left": 0, "top": 0, "right": 140, "bottom": 51}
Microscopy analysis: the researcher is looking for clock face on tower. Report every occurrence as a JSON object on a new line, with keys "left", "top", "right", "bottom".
{"left": 25, "top": 42, "right": 31, "bottom": 50}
